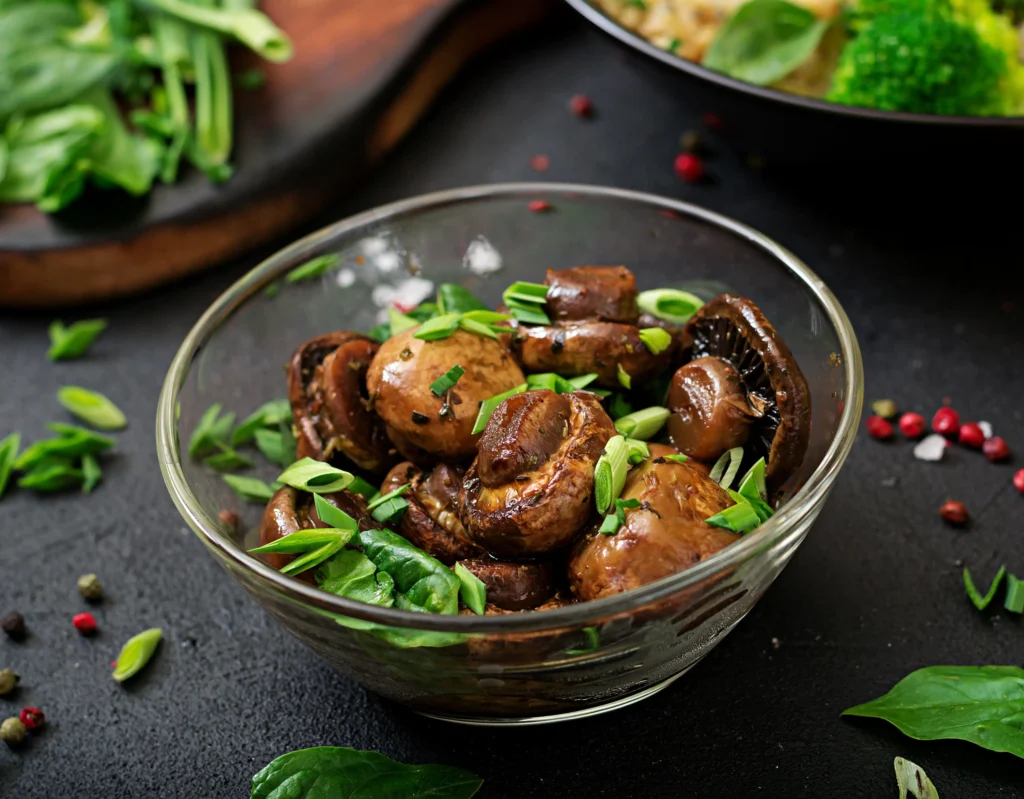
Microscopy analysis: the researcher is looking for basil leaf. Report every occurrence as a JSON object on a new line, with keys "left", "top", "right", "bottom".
{"left": 47, "top": 318, "right": 107, "bottom": 361}
{"left": 357, "top": 528, "right": 461, "bottom": 615}
{"left": 277, "top": 457, "right": 354, "bottom": 494}
{"left": 704, "top": 0, "right": 830, "bottom": 86}
{"left": 57, "top": 386, "right": 127, "bottom": 430}
{"left": 250, "top": 747, "right": 482, "bottom": 799}
{"left": 81, "top": 453, "right": 102, "bottom": 494}
{"left": 842, "top": 665, "right": 1024, "bottom": 758}
{"left": 894, "top": 757, "right": 939, "bottom": 799}
{"left": 316, "top": 549, "right": 395, "bottom": 607}
{"left": 112, "top": 628, "right": 162, "bottom": 683}
{"left": 0, "top": 433, "right": 21, "bottom": 500}
{"left": 223, "top": 474, "right": 278, "bottom": 504}
{"left": 286, "top": 254, "right": 339, "bottom": 283}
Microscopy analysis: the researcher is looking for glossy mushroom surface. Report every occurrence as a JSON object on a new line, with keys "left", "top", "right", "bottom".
{"left": 457, "top": 559, "right": 557, "bottom": 611}
{"left": 366, "top": 328, "right": 526, "bottom": 464}
{"left": 461, "top": 390, "right": 616, "bottom": 556}
{"left": 569, "top": 444, "right": 739, "bottom": 602}
{"left": 544, "top": 266, "right": 638, "bottom": 323}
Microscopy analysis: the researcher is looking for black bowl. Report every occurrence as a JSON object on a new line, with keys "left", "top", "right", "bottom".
{"left": 565, "top": 0, "right": 1024, "bottom": 164}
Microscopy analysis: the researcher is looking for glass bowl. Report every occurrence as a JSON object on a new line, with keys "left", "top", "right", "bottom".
{"left": 157, "top": 183, "right": 862, "bottom": 725}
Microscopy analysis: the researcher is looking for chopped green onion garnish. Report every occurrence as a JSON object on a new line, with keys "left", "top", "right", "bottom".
{"left": 462, "top": 309, "right": 513, "bottom": 325}
{"left": 48, "top": 319, "right": 107, "bottom": 361}
{"left": 566, "top": 626, "right": 600, "bottom": 655}
{"left": 567, "top": 373, "right": 599, "bottom": 390}
{"left": 281, "top": 538, "right": 348, "bottom": 576}
{"left": 231, "top": 399, "right": 291, "bottom": 447}
{"left": 505, "top": 299, "right": 551, "bottom": 325}
{"left": 738, "top": 457, "right": 767, "bottom": 502}
{"left": 250, "top": 527, "right": 356, "bottom": 554}
{"left": 0, "top": 433, "right": 21, "bottom": 500}
{"left": 614, "top": 406, "right": 670, "bottom": 440}
{"left": 1005, "top": 574, "right": 1024, "bottom": 614}
{"left": 625, "top": 438, "right": 649, "bottom": 465}
{"left": 407, "top": 303, "right": 440, "bottom": 322}
{"left": 638, "top": 327, "right": 672, "bottom": 355}
{"left": 728, "top": 489, "right": 773, "bottom": 522}
{"left": 389, "top": 307, "right": 419, "bottom": 335}
{"left": 625, "top": 0, "right": 647, "bottom": 7}
{"left": 472, "top": 383, "right": 528, "bottom": 434}
{"left": 598, "top": 514, "right": 621, "bottom": 535}
{"left": 15, "top": 425, "right": 113, "bottom": 471}
{"left": 502, "top": 281, "right": 550, "bottom": 305}
{"left": 705, "top": 502, "right": 761, "bottom": 534}
{"left": 254, "top": 428, "right": 295, "bottom": 468}
{"left": 413, "top": 313, "right": 462, "bottom": 341}
{"left": 286, "top": 254, "right": 339, "bottom": 283}
{"left": 112, "top": 628, "right": 163, "bottom": 684}
{"left": 370, "top": 496, "right": 409, "bottom": 524}
{"left": 709, "top": 447, "right": 743, "bottom": 489}
{"left": 599, "top": 497, "right": 642, "bottom": 535}
{"left": 347, "top": 476, "right": 379, "bottom": 499}
{"left": 313, "top": 493, "right": 360, "bottom": 531}
{"left": 18, "top": 460, "right": 84, "bottom": 492}
{"left": 438, "top": 283, "right": 488, "bottom": 315}
{"left": 223, "top": 474, "right": 278, "bottom": 503}
{"left": 666, "top": 37, "right": 681, "bottom": 52}
{"left": 189, "top": 403, "right": 236, "bottom": 459}
{"left": 57, "top": 386, "right": 127, "bottom": 430}
{"left": 454, "top": 562, "right": 487, "bottom": 615}
{"left": 963, "top": 565, "right": 1007, "bottom": 611}
{"left": 458, "top": 316, "right": 499, "bottom": 339}
{"left": 430, "top": 365, "right": 466, "bottom": 396}
{"left": 277, "top": 457, "right": 354, "bottom": 494}
{"left": 594, "top": 435, "right": 630, "bottom": 513}
{"left": 637, "top": 288, "right": 704, "bottom": 325}
{"left": 366, "top": 483, "right": 411, "bottom": 511}
{"left": 608, "top": 394, "right": 633, "bottom": 420}
{"left": 616, "top": 364, "right": 632, "bottom": 390}
{"left": 663, "top": 453, "right": 688, "bottom": 464}
{"left": 203, "top": 442, "right": 253, "bottom": 472}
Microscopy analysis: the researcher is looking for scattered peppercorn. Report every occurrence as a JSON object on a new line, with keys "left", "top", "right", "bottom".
{"left": 871, "top": 399, "right": 898, "bottom": 419}
{"left": 982, "top": 436, "right": 1011, "bottom": 462}
{"left": 865, "top": 415, "right": 894, "bottom": 440}
{"left": 1014, "top": 468, "right": 1024, "bottom": 494}
{"left": 701, "top": 110, "right": 725, "bottom": 130}
{"left": 1, "top": 611, "right": 25, "bottom": 641}
{"left": 529, "top": 154, "right": 550, "bottom": 172}
{"left": 932, "top": 407, "right": 960, "bottom": 437}
{"left": 77, "top": 573, "right": 103, "bottom": 602}
{"left": 674, "top": 152, "right": 704, "bottom": 182}
{"left": 569, "top": 94, "right": 593, "bottom": 117}
{"left": 218, "top": 509, "right": 239, "bottom": 533}
{"left": 527, "top": 200, "right": 552, "bottom": 213}
{"left": 680, "top": 130, "right": 702, "bottom": 153}
{"left": 939, "top": 500, "right": 968, "bottom": 526}
{"left": 1, "top": 717, "right": 26, "bottom": 746}
{"left": 898, "top": 412, "right": 926, "bottom": 439}
{"left": 956, "top": 422, "right": 985, "bottom": 449}
{"left": 0, "top": 669, "right": 18, "bottom": 696}
{"left": 72, "top": 611, "right": 97, "bottom": 635}
{"left": 18, "top": 707, "right": 44, "bottom": 730}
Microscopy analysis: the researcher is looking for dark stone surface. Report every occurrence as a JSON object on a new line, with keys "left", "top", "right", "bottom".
{"left": 2, "top": 18, "right": 1023, "bottom": 798}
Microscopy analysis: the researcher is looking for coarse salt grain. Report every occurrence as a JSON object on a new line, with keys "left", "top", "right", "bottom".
{"left": 913, "top": 434, "right": 946, "bottom": 462}
{"left": 334, "top": 268, "right": 356, "bottom": 288}
{"left": 978, "top": 421, "right": 993, "bottom": 439}
{"left": 463, "top": 236, "right": 503, "bottom": 275}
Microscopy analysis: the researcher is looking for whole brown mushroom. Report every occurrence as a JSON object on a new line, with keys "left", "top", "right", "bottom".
{"left": 456, "top": 559, "right": 557, "bottom": 611}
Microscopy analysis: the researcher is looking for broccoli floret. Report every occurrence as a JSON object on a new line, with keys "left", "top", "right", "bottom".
{"left": 826, "top": 10, "right": 1009, "bottom": 115}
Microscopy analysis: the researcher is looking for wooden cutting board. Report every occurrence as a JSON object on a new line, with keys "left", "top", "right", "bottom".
{"left": 0, "top": 0, "right": 554, "bottom": 308}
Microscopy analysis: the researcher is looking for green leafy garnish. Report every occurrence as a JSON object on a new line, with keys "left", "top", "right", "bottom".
{"left": 47, "top": 319, "right": 107, "bottom": 361}
{"left": 566, "top": 626, "right": 600, "bottom": 655}
{"left": 1005, "top": 574, "right": 1024, "bottom": 614}
{"left": 708, "top": 446, "right": 743, "bottom": 489}
{"left": 567, "top": 373, "right": 600, "bottom": 390}
{"left": 608, "top": 393, "right": 632, "bottom": 420}
{"left": 614, "top": 406, "right": 670, "bottom": 440}
{"left": 454, "top": 563, "right": 487, "bottom": 615}
{"left": 389, "top": 307, "right": 420, "bottom": 336}
{"left": 594, "top": 435, "right": 630, "bottom": 513}
{"left": 599, "top": 497, "right": 642, "bottom": 535}
{"left": 286, "top": 254, "right": 339, "bottom": 283}
{"left": 16, "top": 425, "right": 114, "bottom": 470}
{"left": 842, "top": 665, "right": 1024, "bottom": 759}
{"left": 254, "top": 428, "right": 295, "bottom": 469}
{"left": 189, "top": 403, "right": 236, "bottom": 458}
{"left": 277, "top": 457, "right": 354, "bottom": 494}
{"left": 18, "top": 458, "right": 84, "bottom": 492}
{"left": 370, "top": 496, "right": 410, "bottom": 525}
{"left": 112, "top": 628, "right": 163, "bottom": 684}
{"left": 357, "top": 528, "right": 461, "bottom": 615}
{"left": 81, "top": 453, "right": 102, "bottom": 494}
{"left": 317, "top": 549, "right": 395, "bottom": 606}
{"left": 638, "top": 327, "right": 672, "bottom": 355}
{"left": 738, "top": 457, "right": 767, "bottom": 502}
{"left": 471, "top": 383, "right": 528, "bottom": 435}
{"left": 231, "top": 399, "right": 290, "bottom": 446}
{"left": 728, "top": 489, "right": 773, "bottom": 522}
{"left": 430, "top": 365, "right": 466, "bottom": 397}
{"left": 0, "top": 433, "right": 21, "bottom": 500}
{"left": 636, "top": 289, "right": 704, "bottom": 325}
{"left": 663, "top": 453, "right": 689, "bottom": 464}
{"left": 313, "top": 493, "right": 361, "bottom": 532}
{"left": 616, "top": 364, "right": 632, "bottom": 390}
{"left": 705, "top": 502, "right": 761, "bottom": 533}
{"left": 249, "top": 747, "right": 483, "bottom": 799}
{"left": 223, "top": 474, "right": 278, "bottom": 503}
{"left": 894, "top": 757, "right": 940, "bottom": 799}
{"left": 413, "top": 313, "right": 462, "bottom": 341}
{"left": 963, "top": 565, "right": 1007, "bottom": 611}
{"left": 346, "top": 476, "right": 379, "bottom": 500}
{"left": 203, "top": 442, "right": 253, "bottom": 473}
{"left": 502, "top": 281, "right": 550, "bottom": 325}
{"left": 57, "top": 386, "right": 127, "bottom": 430}
{"left": 251, "top": 527, "right": 355, "bottom": 555}
{"left": 438, "top": 284, "right": 488, "bottom": 315}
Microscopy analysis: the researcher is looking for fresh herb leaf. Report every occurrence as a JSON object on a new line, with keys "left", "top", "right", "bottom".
{"left": 254, "top": 429, "right": 294, "bottom": 469}
{"left": 471, "top": 383, "right": 528, "bottom": 435}
{"left": 286, "top": 254, "right": 339, "bottom": 283}
{"left": 566, "top": 626, "right": 600, "bottom": 655}
{"left": 223, "top": 474, "right": 277, "bottom": 503}
{"left": 704, "top": 0, "right": 831, "bottom": 86}
{"left": 389, "top": 307, "right": 420, "bottom": 335}
{"left": 616, "top": 364, "right": 632, "bottom": 390}
{"left": 357, "top": 528, "right": 462, "bottom": 615}
{"left": 231, "top": 399, "right": 290, "bottom": 446}
{"left": 738, "top": 457, "right": 768, "bottom": 502}
{"left": 47, "top": 319, "right": 107, "bottom": 360}
{"left": 636, "top": 289, "right": 704, "bottom": 325}
{"left": 708, "top": 446, "right": 744, "bottom": 489}
{"left": 57, "top": 386, "right": 127, "bottom": 430}
{"left": 278, "top": 457, "right": 354, "bottom": 494}
{"left": 413, "top": 313, "right": 462, "bottom": 341}
{"left": 594, "top": 435, "right": 630, "bottom": 513}
{"left": 0, "top": 433, "right": 21, "bottom": 500}
{"left": 438, "top": 283, "right": 488, "bottom": 315}
{"left": 250, "top": 746, "right": 483, "bottom": 799}
{"left": 430, "top": 365, "right": 466, "bottom": 397}
{"left": 454, "top": 563, "right": 487, "bottom": 615}
{"left": 638, "top": 327, "right": 672, "bottom": 355}
{"left": 894, "top": 757, "right": 940, "bottom": 799}
{"left": 81, "top": 453, "right": 102, "bottom": 494}
{"left": 614, "top": 406, "right": 670, "bottom": 440}
{"left": 112, "top": 628, "right": 162, "bottom": 684}
{"left": 316, "top": 549, "right": 395, "bottom": 606}
{"left": 203, "top": 442, "right": 253, "bottom": 472}
{"left": 1005, "top": 574, "right": 1024, "bottom": 614}
{"left": 963, "top": 565, "right": 1007, "bottom": 611}
{"left": 705, "top": 502, "right": 761, "bottom": 533}
{"left": 842, "top": 665, "right": 1024, "bottom": 759}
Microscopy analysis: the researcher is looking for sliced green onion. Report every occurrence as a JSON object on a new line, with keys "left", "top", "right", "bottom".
{"left": 616, "top": 364, "right": 632, "bottom": 390}
{"left": 430, "top": 365, "right": 466, "bottom": 397}
{"left": 598, "top": 514, "right": 621, "bottom": 535}
{"left": 254, "top": 429, "right": 293, "bottom": 468}
{"left": 705, "top": 502, "right": 761, "bottom": 534}
{"left": 57, "top": 387, "right": 127, "bottom": 430}
{"left": 388, "top": 307, "right": 419, "bottom": 335}
{"left": 16, "top": 426, "right": 114, "bottom": 471}
{"left": 278, "top": 457, "right": 354, "bottom": 494}
{"left": 438, "top": 284, "right": 488, "bottom": 315}
{"left": 638, "top": 327, "right": 672, "bottom": 355}
{"left": 48, "top": 319, "right": 107, "bottom": 361}
{"left": 413, "top": 313, "right": 461, "bottom": 341}
{"left": 505, "top": 299, "right": 550, "bottom": 325}
{"left": 286, "top": 254, "right": 338, "bottom": 283}
{"left": 189, "top": 403, "right": 235, "bottom": 459}
{"left": 566, "top": 626, "right": 600, "bottom": 655}
{"left": 203, "top": 442, "right": 252, "bottom": 473}
{"left": 663, "top": 453, "right": 689, "bottom": 464}
{"left": 0, "top": 433, "right": 21, "bottom": 500}
{"left": 599, "top": 497, "right": 641, "bottom": 535}
{"left": 313, "top": 493, "right": 360, "bottom": 532}
{"left": 526, "top": 372, "right": 579, "bottom": 394}
{"left": 454, "top": 563, "right": 487, "bottom": 615}
{"left": 614, "top": 407, "right": 670, "bottom": 440}
{"left": 370, "top": 496, "right": 409, "bottom": 524}
{"left": 366, "top": 483, "right": 411, "bottom": 511}
{"left": 637, "top": 288, "right": 704, "bottom": 325}
{"left": 346, "top": 476, "right": 379, "bottom": 499}
{"left": 461, "top": 310, "right": 513, "bottom": 325}
{"left": 407, "top": 303, "right": 439, "bottom": 323}
{"left": 231, "top": 398, "right": 291, "bottom": 446}
{"left": 502, "top": 281, "right": 549, "bottom": 305}
{"left": 567, "top": 373, "right": 599, "bottom": 390}
{"left": 250, "top": 527, "right": 355, "bottom": 554}
{"left": 625, "top": 438, "right": 649, "bottom": 465}
{"left": 709, "top": 447, "right": 743, "bottom": 489}
{"left": 223, "top": 474, "right": 278, "bottom": 503}
{"left": 18, "top": 460, "right": 84, "bottom": 492}
{"left": 1004, "top": 574, "right": 1024, "bottom": 614}
{"left": 738, "top": 457, "right": 767, "bottom": 502}
{"left": 728, "top": 489, "right": 773, "bottom": 522}
{"left": 594, "top": 435, "right": 630, "bottom": 513}
{"left": 963, "top": 565, "right": 1007, "bottom": 611}
{"left": 112, "top": 628, "right": 163, "bottom": 684}
{"left": 458, "top": 316, "right": 499, "bottom": 339}
{"left": 281, "top": 537, "right": 348, "bottom": 576}
{"left": 472, "top": 383, "right": 528, "bottom": 435}
{"left": 608, "top": 394, "right": 632, "bottom": 420}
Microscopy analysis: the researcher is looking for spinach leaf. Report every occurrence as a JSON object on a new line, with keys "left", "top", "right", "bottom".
{"left": 703, "top": 0, "right": 830, "bottom": 86}
{"left": 316, "top": 549, "right": 395, "bottom": 607}
{"left": 0, "top": 3, "right": 81, "bottom": 57}
{"left": 87, "top": 89, "right": 163, "bottom": 196}
{"left": 843, "top": 665, "right": 1024, "bottom": 758}
{"left": 357, "top": 528, "right": 461, "bottom": 615}
{"left": 0, "top": 45, "right": 117, "bottom": 120}
{"left": 250, "top": 746, "right": 482, "bottom": 799}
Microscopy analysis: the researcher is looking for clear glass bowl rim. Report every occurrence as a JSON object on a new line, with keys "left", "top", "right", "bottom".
{"left": 157, "top": 182, "right": 864, "bottom": 635}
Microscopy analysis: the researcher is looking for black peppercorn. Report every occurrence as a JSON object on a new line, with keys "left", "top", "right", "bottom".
{"left": 1, "top": 612, "right": 25, "bottom": 641}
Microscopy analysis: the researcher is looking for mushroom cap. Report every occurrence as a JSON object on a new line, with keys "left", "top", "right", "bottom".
{"left": 456, "top": 558, "right": 557, "bottom": 611}
{"left": 568, "top": 443, "right": 739, "bottom": 602}
{"left": 460, "top": 390, "right": 616, "bottom": 556}
{"left": 288, "top": 332, "right": 396, "bottom": 474}
{"left": 366, "top": 328, "right": 526, "bottom": 464}
{"left": 544, "top": 265, "right": 639, "bottom": 323}
{"left": 682, "top": 294, "right": 811, "bottom": 498}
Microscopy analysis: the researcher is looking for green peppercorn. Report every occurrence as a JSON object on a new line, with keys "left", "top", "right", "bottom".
{"left": 871, "top": 399, "right": 899, "bottom": 420}
{"left": 0, "top": 717, "right": 25, "bottom": 746}
{"left": 680, "top": 130, "right": 702, "bottom": 153}
{"left": 77, "top": 573, "right": 103, "bottom": 601}
{"left": 0, "top": 669, "right": 18, "bottom": 696}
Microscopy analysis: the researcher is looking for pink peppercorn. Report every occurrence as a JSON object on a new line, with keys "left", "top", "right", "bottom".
{"left": 674, "top": 153, "right": 704, "bottom": 183}
{"left": 866, "top": 416, "right": 893, "bottom": 440}
{"left": 898, "top": 413, "right": 926, "bottom": 439}
{"left": 569, "top": 94, "right": 593, "bottom": 117}
{"left": 527, "top": 200, "right": 552, "bottom": 213}
{"left": 19, "top": 707, "right": 44, "bottom": 730}
{"left": 72, "top": 612, "right": 97, "bottom": 635}
{"left": 958, "top": 422, "right": 986, "bottom": 449}
{"left": 932, "top": 407, "right": 960, "bottom": 437}
{"left": 1013, "top": 468, "right": 1024, "bottom": 494}
{"left": 982, "top": 436, "right": 1011, "bottom": 462}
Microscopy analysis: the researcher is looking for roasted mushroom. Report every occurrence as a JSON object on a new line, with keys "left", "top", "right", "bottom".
{"left": 680, "top": 294, "right": 811, "bottom": 497}
{"left": 461, "top": 389, "right": 616, "bottom": 556}
{"left": 288, "top": 332, "right": 396, "bottom": 474}
{"left": 366, "top": 328, "right": 526, "bottom": 465}
{"left": 380, "top": 461, "right": 486, "bottom": 565}
{"left": 544, "top": 265, "right": 638, "bottom": 323}
{"left": 456, "top": 559, "right": 557, "bottom": 611}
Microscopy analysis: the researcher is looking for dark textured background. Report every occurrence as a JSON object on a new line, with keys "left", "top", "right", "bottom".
{"left": 2, "top": 18, "right": 1023, "bottom": 798}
